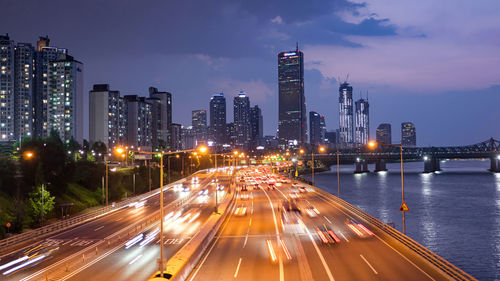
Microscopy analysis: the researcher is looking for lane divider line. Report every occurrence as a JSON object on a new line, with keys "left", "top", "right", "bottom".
{"left": 234, "top": 258, "right": 242, "bottom": 278}
{"left": 360, "top": 254, "right": 378, "bottom": 275}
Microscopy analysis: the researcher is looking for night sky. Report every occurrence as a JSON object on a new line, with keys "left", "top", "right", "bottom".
{"left": 2, "top": 0, "right": 499, "bottom": 146}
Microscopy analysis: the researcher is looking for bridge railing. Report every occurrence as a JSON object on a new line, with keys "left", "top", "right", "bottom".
{"left": 0, "top": 171, "right": 206, "bottom": 252}
{"left": 307, "top": 184, "right": 476, "bottom": 281}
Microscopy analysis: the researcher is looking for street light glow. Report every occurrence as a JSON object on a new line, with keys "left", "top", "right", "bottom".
{"left": 299, "top": 149, "right": 305, "bottom": 154}
{"left": 24, "top": 151, "right": 33, "bottom": 158}
{"left": 319, "top": 146, "right": 325, "bottom": 152}
{"left": 198, "top": 145, "right": 208, "bottom": 154}
{"left": 115, "top": 147, "right": 124, "bottom": 154}
{"left": 368, "top": 141, "right": 377, "bottom": 148}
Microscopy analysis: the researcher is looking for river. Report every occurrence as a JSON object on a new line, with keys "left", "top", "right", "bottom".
{"left": 304, "top": 159, "right": 500, "bottom": 280}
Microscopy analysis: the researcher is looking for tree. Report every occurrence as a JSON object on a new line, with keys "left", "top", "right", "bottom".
{"left": 27, "top": 185, "right": 55, "bottom": 226}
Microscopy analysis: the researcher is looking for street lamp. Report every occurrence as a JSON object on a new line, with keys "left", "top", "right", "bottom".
{"left": 368, "top": 140, "right": 408, "bottom": 234}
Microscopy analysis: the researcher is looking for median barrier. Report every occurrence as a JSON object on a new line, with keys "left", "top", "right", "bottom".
{"left": 162, "top": 176, "right": 237, "bottom": 281}
{"left": 304, "top": 182, "right": 476, "bottom": 281}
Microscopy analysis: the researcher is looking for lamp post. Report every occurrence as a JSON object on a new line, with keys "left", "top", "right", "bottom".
{"left": 336, "top": 147, "right": 340, "bottom": 198}
{"left": 368, "top": 140, "right": 408, "bottom": 234}
{"left": 311, "top": 146, "right": 325, "bottom": 187}
{"left": 114, "top": 145, "right": 207, "bottom": 275}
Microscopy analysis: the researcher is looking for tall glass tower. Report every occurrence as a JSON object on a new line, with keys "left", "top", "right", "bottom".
{"left": 355, "top": 98, "right": 369, "bottom": 145}
{"left": 339, "top": 82, "right": 354, "bottom": 146}
{"left": 278, "top": 46, "right": 306, "bottom": 147}
{"left": 209, "top": 93, "right": 226, "bottom": 145}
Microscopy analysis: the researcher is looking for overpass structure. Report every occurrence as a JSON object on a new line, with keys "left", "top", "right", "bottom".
{"left": 303, "top": 138, "right": 500, "bottom": 173}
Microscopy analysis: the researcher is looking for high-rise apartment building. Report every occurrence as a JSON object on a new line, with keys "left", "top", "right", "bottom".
{"left": 124, "top": 95, "right": 152, "bottom": 148}
{"left": 89, "top": 84, "right": 122, "bottom": 148}
{"left": 309, "top": 111, "right": 325, "bottom": 145}
{"left": 171, "top": 123, "right": 182, "bottom": 151}
{"left": 0, "top": 35, "right": 15, "bottom": 142}
{"left": 148, "top": 87, "right": 172, "bottom": 149}
{"left": 192, "top": 109, "right": 207, "bottom": 145}
{"left": 401, "top": 122, "right": 416, "bottom": 147}
{"left": 33, "top": 36, "right": 68, "bottom": 139}
{"left": 250, "top": 105, "right": 263, "bottom": 147}
{"left": 209, "top": 93, "right": 226, "bottom": 145}
{"left": 355, "top": 98, "right": 369, "bottom": 145}
{"left": 376, "top": 123, "right": 391, "bottom": 144}
{"left": 339, "top": 82, "right": 354, "bottom": 146}
{"left": 181, "top": 126, "right": 195, "bottom": 150}
{"left": 14, "top": 42, "right": 34, "bottom": 140}
{"left": 278, "top": 46, "right": 306, "bottom": 147}
{"left": 233, "top": 92, "right": 251, "bottom": 147}
{"left": 45, "top": 55, "right": 83, "bottom": 144}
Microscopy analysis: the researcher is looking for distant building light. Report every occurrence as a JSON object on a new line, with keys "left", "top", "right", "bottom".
{"left": 207, "top": 141, "right": 214, "bottom": 146}
{"left": 283, "top": 52, "right": 297, "bottom": 57}
{"left": 256, "top": 146, "right": 264, "bottom": 150}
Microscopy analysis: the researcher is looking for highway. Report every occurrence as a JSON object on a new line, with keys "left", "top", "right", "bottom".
{"left": 187, "top": 167, "right": 453, "bottom": 281}
{"left": 0, "top": 169, "right": 230, "bottom": 281}
{"left": 64, "top": 171, "right": 234, "bottom": 281}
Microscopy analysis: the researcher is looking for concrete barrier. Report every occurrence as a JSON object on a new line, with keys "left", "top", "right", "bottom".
{"left": 163, "top": 179, "right": 236, "bottom": 280}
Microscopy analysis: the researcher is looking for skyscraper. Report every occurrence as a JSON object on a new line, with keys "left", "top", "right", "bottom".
{"left": 339, "top": 82, "right": 354, "bottom": 146}
{"left": 14, "top": 42, "right": 34, "bottom": 140}
{"left": 192, "top": 110, "right": 207, "bottom": 145}
{"left": 401, "top": 122, "right": 416, "bottom": 147}
{"left": 0, "top": 34, "right": 15, "bottom": 142}
{"left": 355, "top": 98, "right": 369, "bottom": 145}
{"left": 376, "top": 123, "right": 392, "bottom": 144}
{"left": 278, "top": 46, "right": 306, "bottom": 147}
{"left": 209, "top": 93, "right": 226, "bottom": 145}
{"left": 148, "top": 87, "right": 172, "bottom": 149}
{"left": 233, "top": 92, "right": 251, "bottom": 147}
{"left": 309, "top": 111, "right": 324, "bottom": 145}
{"left": 250, "top": 105, "right": 263, "bottom": 147}
{"left": 89, "top": 84, "right": 121, "bottom": 148}
{"left": 47, "top": 55, "right": 84, "bottom": 144}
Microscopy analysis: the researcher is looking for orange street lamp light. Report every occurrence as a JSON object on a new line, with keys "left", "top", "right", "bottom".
{"left": 198, "top": 145, "right": 208, "bottom": 154}
{"left": 24, "top": 151, "right": 34, "bottom": 158}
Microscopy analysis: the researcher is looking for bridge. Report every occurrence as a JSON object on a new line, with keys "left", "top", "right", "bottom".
{"left": 302, "top": 138, "right": 500, "bottom": 173}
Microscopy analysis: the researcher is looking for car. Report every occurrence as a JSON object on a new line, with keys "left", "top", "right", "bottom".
{"left": 240, "top": 192, "right": 249, "bottom": 200}
{"left": 298, "top": 186, "right": 308, "bottom": 193}
{"left": 305, "top": 206, "right": 319, "bottom": 217}
{"left": 234, "top": 206, "right": 247, "bottom": 216}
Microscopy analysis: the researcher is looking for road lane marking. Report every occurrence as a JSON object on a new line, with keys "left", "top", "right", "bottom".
{"left": 115, "top": 218, "right": 123, "bottom": 222}
{"left": 304, "top": 226, "right": 335, "bottom": 281}
{"left": 338, "top": 231, "right": 349, "bottom": 242}
{"left": 262, "top": 189, "right": 284, "bottom": 281}
{"left": 323, "top": 216, "right": 332, "bottom": 224}
{"left": 243, "top": 234, "right": 248, "bottom": 248}
{"left": 316, "top": 194, "right": 436, "bottom": 281}
{"left": 249, "top": 218, "right": 252, "bottom": 227}
{"left": 62, "top": 237, "right": 78, "bottom": 245}
{"left": 187, "top": 199, "right": 236, "bottom": 281}
{"left": 360, "top": 254, "right": 378, "bottom": 274}
{"left": 129, "top": 254, "right": 142, "bottom": 265}
{"left": 94, "top": 226, "right": 104, "bottom": 231}
{"left": 234, "top": 258, "right": 242, "bottom": 278}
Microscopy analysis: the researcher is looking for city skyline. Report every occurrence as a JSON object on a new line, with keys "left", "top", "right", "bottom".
{"left": 1, "top": 0, "right": 499, "bottom": 146}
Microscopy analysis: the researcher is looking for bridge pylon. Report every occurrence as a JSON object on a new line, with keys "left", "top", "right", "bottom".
{"left": 355, "top": 160, "right": 369, "bottom": 173}
{"left": 375, "top": 159, "right": 387, "bottom": 172}
{"left": 490, "top": 155, "right": 500, "bottom": 173}
{"left": 424, "top": 157, "right": 441, "bottom": 173}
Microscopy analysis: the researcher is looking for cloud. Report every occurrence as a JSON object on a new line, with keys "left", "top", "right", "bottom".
{"left": 305, "top": 0, "right": 500, "bottom": 92}
{"left": 271, "top": 16, "right": 283, "bottom": 24}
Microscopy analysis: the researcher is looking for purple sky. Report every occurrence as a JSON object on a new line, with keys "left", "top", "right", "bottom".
{"left": 2, "top": 0, "right": 499, "bottom": 146}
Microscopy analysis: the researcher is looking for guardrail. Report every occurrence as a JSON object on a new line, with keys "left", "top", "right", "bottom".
{"left": 306, "top": 182, "right": 476, "bottom": 281}
{"left": 0, "top": 171, "right": 207, "bottom": 253}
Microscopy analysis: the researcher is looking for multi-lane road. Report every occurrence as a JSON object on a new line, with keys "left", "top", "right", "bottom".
{"left": 0, "top": 169, "right": 233, "bottom": 281}
{"left": 187, "top": 167, "right": 453, "bottom": 281}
